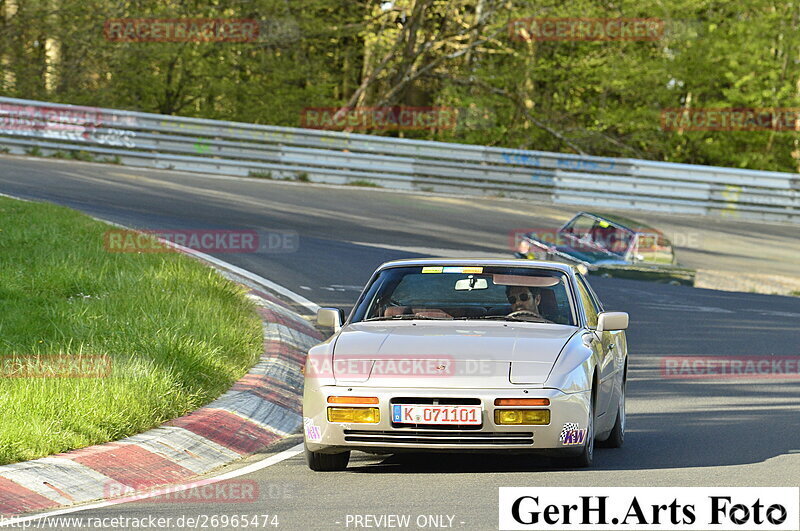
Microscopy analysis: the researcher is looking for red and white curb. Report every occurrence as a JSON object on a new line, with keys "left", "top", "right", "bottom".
{"left": 0, "top": 248, "right": 324, "bottom": 517}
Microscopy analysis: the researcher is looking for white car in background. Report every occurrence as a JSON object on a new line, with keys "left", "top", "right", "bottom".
{"left": 302, "top": 259, "right": 628, "bottom": 471}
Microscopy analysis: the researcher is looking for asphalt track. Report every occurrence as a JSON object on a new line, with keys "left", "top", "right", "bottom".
{"left": 0, "top": 156, "right": 798, "bottom": 530}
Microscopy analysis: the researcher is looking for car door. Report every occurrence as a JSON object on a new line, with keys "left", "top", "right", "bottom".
{"left": 575, "top": 274, "right": 615, "bottom": 419}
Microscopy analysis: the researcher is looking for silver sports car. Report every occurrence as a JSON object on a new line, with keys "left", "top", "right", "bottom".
{"left": 302, "top": 259, "right": 628, "bottom": 471}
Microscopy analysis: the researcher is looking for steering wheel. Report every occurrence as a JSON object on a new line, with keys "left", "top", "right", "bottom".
{"left": 507, "top": 310, "right": 552, "bottom": 323}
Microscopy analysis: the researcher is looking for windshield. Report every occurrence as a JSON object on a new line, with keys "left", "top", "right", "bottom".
{"left": 561, "top": 214, "right": 634, "bottom": 256}
{"left": 350, "top": 266, "right": 576, "bottom": 325}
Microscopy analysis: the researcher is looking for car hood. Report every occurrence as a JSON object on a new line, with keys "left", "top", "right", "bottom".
{"left": 331, "top": 321, "right": 580, "bottom": 387}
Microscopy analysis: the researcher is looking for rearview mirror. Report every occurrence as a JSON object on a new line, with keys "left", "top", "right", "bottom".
{"left": 454, "top": 277, "right": 488, "bottom": 291}
{"left": 317, "top": 307, "right": 343, "bottom": 332}
{"left": 597, "top": 311, "right": 628, "bottom": 332}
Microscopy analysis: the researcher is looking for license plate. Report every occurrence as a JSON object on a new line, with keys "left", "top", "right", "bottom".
{"left": 392, "top": 404, "right": 482, "bottom": 425}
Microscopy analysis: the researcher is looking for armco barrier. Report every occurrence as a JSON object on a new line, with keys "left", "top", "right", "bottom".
{"left": 0, "top": 97, "right": 797, "bottom": 223}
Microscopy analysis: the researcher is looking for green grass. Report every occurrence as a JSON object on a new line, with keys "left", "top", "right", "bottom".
{"left": 0, "top": 197, "right": 263, "bottom": 465}
{"left": 347, "top": 179, "right": 382, "bottom": 188}
{"left": 99, "top": 155, "right": 122, "bottom": 165}
{"left": 248, "top": 170, "right": 274, "bottom": 179}
{"left": 248, "top": 169, "right": 313, "bottom": 183}
{"left": 68, "top": 150, "right": 95, "bottom": 162}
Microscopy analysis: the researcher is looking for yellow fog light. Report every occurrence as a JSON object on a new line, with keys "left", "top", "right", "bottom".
{"left": 494, "top": 409, "right": 550, "bottom": 425}
{"left": 327, "top": 407, "right": 380, "bottom": 423}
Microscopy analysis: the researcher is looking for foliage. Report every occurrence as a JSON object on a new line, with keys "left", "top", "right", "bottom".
{"left": 2, "top": 0, "right": 800, "bottom": 171}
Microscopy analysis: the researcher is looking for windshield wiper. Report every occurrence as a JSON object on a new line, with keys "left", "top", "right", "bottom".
{"left": 477, "top": 315, "right": 552, "bottom": 323}
{"left": 363, "top": 314, "right": 450, "bottom": 322}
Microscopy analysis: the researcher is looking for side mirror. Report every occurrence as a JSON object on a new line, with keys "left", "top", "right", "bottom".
{"left": 597, "top": 311, "right": 628, "bottom": 332}
{"left": 317, "top": 308, "right": 343, "bottom": 332}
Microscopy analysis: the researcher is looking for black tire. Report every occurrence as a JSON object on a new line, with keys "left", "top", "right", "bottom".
{"left": 564, "top": 389, "right": 595, "bottom": 468}
{"left": 305, "top": 445, "right": 350, "bottom": 471}
{"left": 599, "top": 376, "right": 625, "bottom": 448}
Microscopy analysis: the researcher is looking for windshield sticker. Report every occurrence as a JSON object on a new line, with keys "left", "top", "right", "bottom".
{"left": 435, "top": 266, "right": 484, "bottom": 274}
{"left": 560, "top": 422, "right": 586, "bottom": 445}
{"left": 422, "top": 266, "right": 484, "bottom": 274}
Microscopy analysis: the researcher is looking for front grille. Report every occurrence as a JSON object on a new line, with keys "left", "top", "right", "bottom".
{"left": 344, "top": 429, "right": 533, "bottom": 446}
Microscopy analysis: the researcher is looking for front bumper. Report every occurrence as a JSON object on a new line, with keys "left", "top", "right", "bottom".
{"left": 303, "top": 385, "right": 590, "bottom": 454}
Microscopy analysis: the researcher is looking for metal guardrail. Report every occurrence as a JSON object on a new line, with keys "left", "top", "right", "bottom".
{"left": 0, "top": 96, "right": 798, "bottom": 223}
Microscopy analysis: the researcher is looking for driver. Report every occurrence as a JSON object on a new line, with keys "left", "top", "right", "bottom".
{"left": 506, "top": 285, "right": 542, "bottom": 317}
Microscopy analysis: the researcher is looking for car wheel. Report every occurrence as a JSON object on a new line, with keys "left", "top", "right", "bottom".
{"left": 599, "top": 376, "right": 625, "bottom": 448}
{"left": 305, "top": 445, "right": 350, "bottom": 472}
{"left": 564, "top": 389, "right": 595, "bottom": 468}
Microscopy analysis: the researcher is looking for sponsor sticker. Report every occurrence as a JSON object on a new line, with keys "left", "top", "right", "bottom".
{"left": 304, "top": 417, "right": 322, "bottom": 442}
{"left": 559, "top": 423, "right": 586, "bottom": 446}
{"left": 499, "top": 487, "right": 799, "bottom": 530}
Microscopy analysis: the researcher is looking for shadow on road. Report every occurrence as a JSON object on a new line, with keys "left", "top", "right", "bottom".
{"left": 345, "top": 368, "right": 799, "bottom": 474}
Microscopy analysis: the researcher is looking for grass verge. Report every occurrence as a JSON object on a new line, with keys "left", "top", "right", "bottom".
{"left": 0, "top": 197, "right": 263, "bottom": 465}
{"left": 347, "top": 179, "right": 382, "bottom": 188}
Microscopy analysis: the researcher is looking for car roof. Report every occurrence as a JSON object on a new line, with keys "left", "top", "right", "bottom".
{"left": 576, "top": 211, "right": 663, "bottom": 234}
{"left": 376, "top": 258, "right": 576, "bottom": 275}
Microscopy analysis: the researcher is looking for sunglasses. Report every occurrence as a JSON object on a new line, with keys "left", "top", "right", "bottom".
{"left": 508, "top": 293, "right": 531, "bottom": 304}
